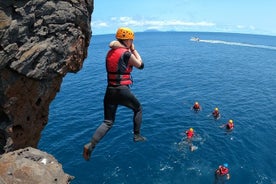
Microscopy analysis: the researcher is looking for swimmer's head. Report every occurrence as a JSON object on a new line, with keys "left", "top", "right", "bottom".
{"left": 215, "top": 107, "right": 218, "bottom": 111}
{"left": 189, "top": 128, "right": 194, "bottom": 132}
{"left": 229, "top": 119, "right": 233, "bottom": 124}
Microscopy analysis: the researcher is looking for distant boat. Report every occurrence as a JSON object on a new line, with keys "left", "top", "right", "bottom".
{"left": 190, "top": 37, "right": 200, "bottom": 42}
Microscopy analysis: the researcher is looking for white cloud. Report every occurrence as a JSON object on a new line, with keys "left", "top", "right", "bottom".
{"left": 92, "top": 16, "right": 273, "bottom": 36}
{"left": 236, "top": 25, "right": 245, "bottom": 29}
{"left": 92, "top": 16, "right": 215, "bottom": 30}
{"left": 92, "top": 21, "right": 108, "bottom": 27}
{"left": 236, "top": 25, "right": 256, "bottom": 30}
{"left": 116, "top": 17, "right": 215, "bottom": 28}
{"left": 249, "top": 25, "right": 256, "bottom": 30}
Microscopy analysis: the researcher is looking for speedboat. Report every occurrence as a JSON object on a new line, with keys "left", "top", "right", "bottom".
{"left": 190, "top": 37, "right": 200, "bottom": 42}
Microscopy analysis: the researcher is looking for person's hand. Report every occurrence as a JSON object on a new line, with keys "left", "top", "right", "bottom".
{"left": 130, "top": 43, "right": 135, "bottom": 51}
{"left": 226, "top": 174, "right": 230, "bottom": 180}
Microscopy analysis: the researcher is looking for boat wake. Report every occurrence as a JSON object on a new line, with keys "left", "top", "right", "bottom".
{"left": 191, "top": 38, "right": 276, "bottom": 51}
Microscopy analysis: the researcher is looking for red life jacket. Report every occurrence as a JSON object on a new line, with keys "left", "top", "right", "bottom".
{"left": 217, "top": 166, "right": 229, "bottom": 175}
{"left": 106, "top": 47, "right": 133, "bottom": 86}
{"left": 193, "top": 104, "right": 200, "bottom": 110}
{"left": 227, "top": 123, "right": 234, "bottom": 129}
{"left": 186, "top": 130, "right": 194, "bottom": 139}
{"left": 213, "top": 111, "right": 219, "bottom": 117}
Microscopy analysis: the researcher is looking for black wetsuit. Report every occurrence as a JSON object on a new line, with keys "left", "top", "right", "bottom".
{"left": 91, "top": 50, "right": 143, "bottom": 145}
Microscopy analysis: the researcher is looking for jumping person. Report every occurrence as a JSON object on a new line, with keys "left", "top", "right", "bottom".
{"left": 83, "top": 27, "right": 146, "bottom": 160}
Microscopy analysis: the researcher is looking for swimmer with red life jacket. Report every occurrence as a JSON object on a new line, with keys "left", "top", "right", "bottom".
{"left": 192, "top": 101, "right": 201, "bottom": 111}
{"left": 185, "top": 128, "right": 197, "bottom": 151}
{"left": 215, "top": 163, "right": 230, "bottom": 182}
{"left": 220, "top": 119, "right": 234, "bottom": 130}
{"left": 212, "top": 107, "right": 221, "bottom": 120}
{"left": 186, "top": 128, "right": 194, "bottom": 139}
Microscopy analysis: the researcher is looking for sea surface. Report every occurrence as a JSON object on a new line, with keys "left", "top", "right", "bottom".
{"left": 38, "top": 32, "right": 276, "bottom": 184}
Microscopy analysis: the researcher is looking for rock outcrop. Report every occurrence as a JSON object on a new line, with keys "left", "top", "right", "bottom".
{"left": 0, "top": 0, "right": 94, "bottom": 182}
{"left": 0, "top": 147, "right": 74, "bottom": 184}
{"left": 0, "top": 0, "right": 93, "bottom": 151}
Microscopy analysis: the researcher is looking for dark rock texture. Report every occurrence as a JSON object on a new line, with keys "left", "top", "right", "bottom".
{"left": 0, "top": 147, "right": 74, "bottom": 184}
{"left": 0, "top": 0, "right": 94, "bottom": 182}
{"left": 0, "top": 0, "right": 93, "bottom": 152}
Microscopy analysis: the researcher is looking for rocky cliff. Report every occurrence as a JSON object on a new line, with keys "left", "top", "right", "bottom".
{"left": 0, "top": 147, "right": 74, "bottom": 183}
{"left": 0, "top": 0, "right": 93, "bottom": 182}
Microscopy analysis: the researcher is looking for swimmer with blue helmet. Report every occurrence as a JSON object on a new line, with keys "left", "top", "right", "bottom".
{"left": 215, "top": 163, "right": 230, "bottom": 183}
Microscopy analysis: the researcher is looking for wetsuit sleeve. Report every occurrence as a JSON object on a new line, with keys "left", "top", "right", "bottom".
{"left": 124, "top": 51, "right": 144, "bottom": 70}
{"left": 126, "top": 51, "right": 144, "bottom": 69}
{"left": 123, "top": 51, "right": 131, "bottom": 65}
{"left": 138, "top": 62, "right": 144, "bottom": 70}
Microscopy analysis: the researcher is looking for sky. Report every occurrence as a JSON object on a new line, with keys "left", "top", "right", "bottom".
{"left": 91, "top": 0, "right": 276, "bottom": 36}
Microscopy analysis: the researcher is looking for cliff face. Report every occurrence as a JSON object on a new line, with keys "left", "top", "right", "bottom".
{"left": 0, "top": 0, "right": 93, "bottom": 153}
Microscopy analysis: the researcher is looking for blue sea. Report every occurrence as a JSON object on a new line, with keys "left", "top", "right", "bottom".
{"left": 38, "top": 32, "right": 276, "bottom": 184}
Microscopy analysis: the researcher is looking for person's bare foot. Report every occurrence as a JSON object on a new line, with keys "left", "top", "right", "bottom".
{"left": 83, "top": 143, "right": 93, "bottom": 161}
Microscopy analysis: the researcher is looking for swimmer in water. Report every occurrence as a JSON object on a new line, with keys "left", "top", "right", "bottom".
{"left": 214, "top": 163, "right": 230, "bottom": 183}
{"left": 192, "top": 101, "right": 201, "bottom": 112}
{"left": 212, "top": 107, "right": 221, "bottom": 120}
{"left": 220, "top": 119, "right": 234, "bottom": 130}
{"left": 185, "top": 128, "right": 197, "bottom": 151}
{"left": 186, "top": 128, "right": 194, "bottom": 139}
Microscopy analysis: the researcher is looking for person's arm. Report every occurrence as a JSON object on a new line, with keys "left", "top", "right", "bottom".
{"left": 110, "top": 41, "right": 144, "bottom": 69}
{"left": 220, "top": 124, "right": 226, "bottom": 128}
{"left": 226, "top": 173, "right": 230, "bottom": 180}
{"left": 129, "top": 43, "right": 144, "bottom": 69}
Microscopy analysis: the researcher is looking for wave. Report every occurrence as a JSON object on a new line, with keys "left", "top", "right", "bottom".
{"left": 192, "top": 38, "right": 276, "bottom": 51}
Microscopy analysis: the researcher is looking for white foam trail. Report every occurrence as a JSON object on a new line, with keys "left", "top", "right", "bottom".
{"left": 193, "top": 39, "right": 276, "bottom": 51}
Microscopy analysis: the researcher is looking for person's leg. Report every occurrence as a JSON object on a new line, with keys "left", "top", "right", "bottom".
{"left": 92, "top": 96, "right": 118, "bottom": 143}
{"left": 83, "top": 88, "right": 118, "bottom": 160}
{"left": 118, "top": 86, "right": 146, "bottom": 141}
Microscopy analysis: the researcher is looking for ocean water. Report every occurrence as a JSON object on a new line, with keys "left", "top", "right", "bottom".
{"left": 38, "top": 32, "right": 276, "bottom": 184}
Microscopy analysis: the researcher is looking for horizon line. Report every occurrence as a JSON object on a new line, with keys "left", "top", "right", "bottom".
{"left": 91, "top": 30, "right": 276, "bottom": 37}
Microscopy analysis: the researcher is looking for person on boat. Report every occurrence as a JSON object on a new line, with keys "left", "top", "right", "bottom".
{"left": 220, "top": 119, "right": 234, "bottom": 130}
{"left": 192, "top": 101, "right": 201, "bottom": 111}
{"left": 83, "top": 27, "right": 146, "bottom": 161}
{"left": 215, "top": 163, "right": 230, "bottom": 182}
{"left": 212, "top": 107, "right": 221, "bottom": 119}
